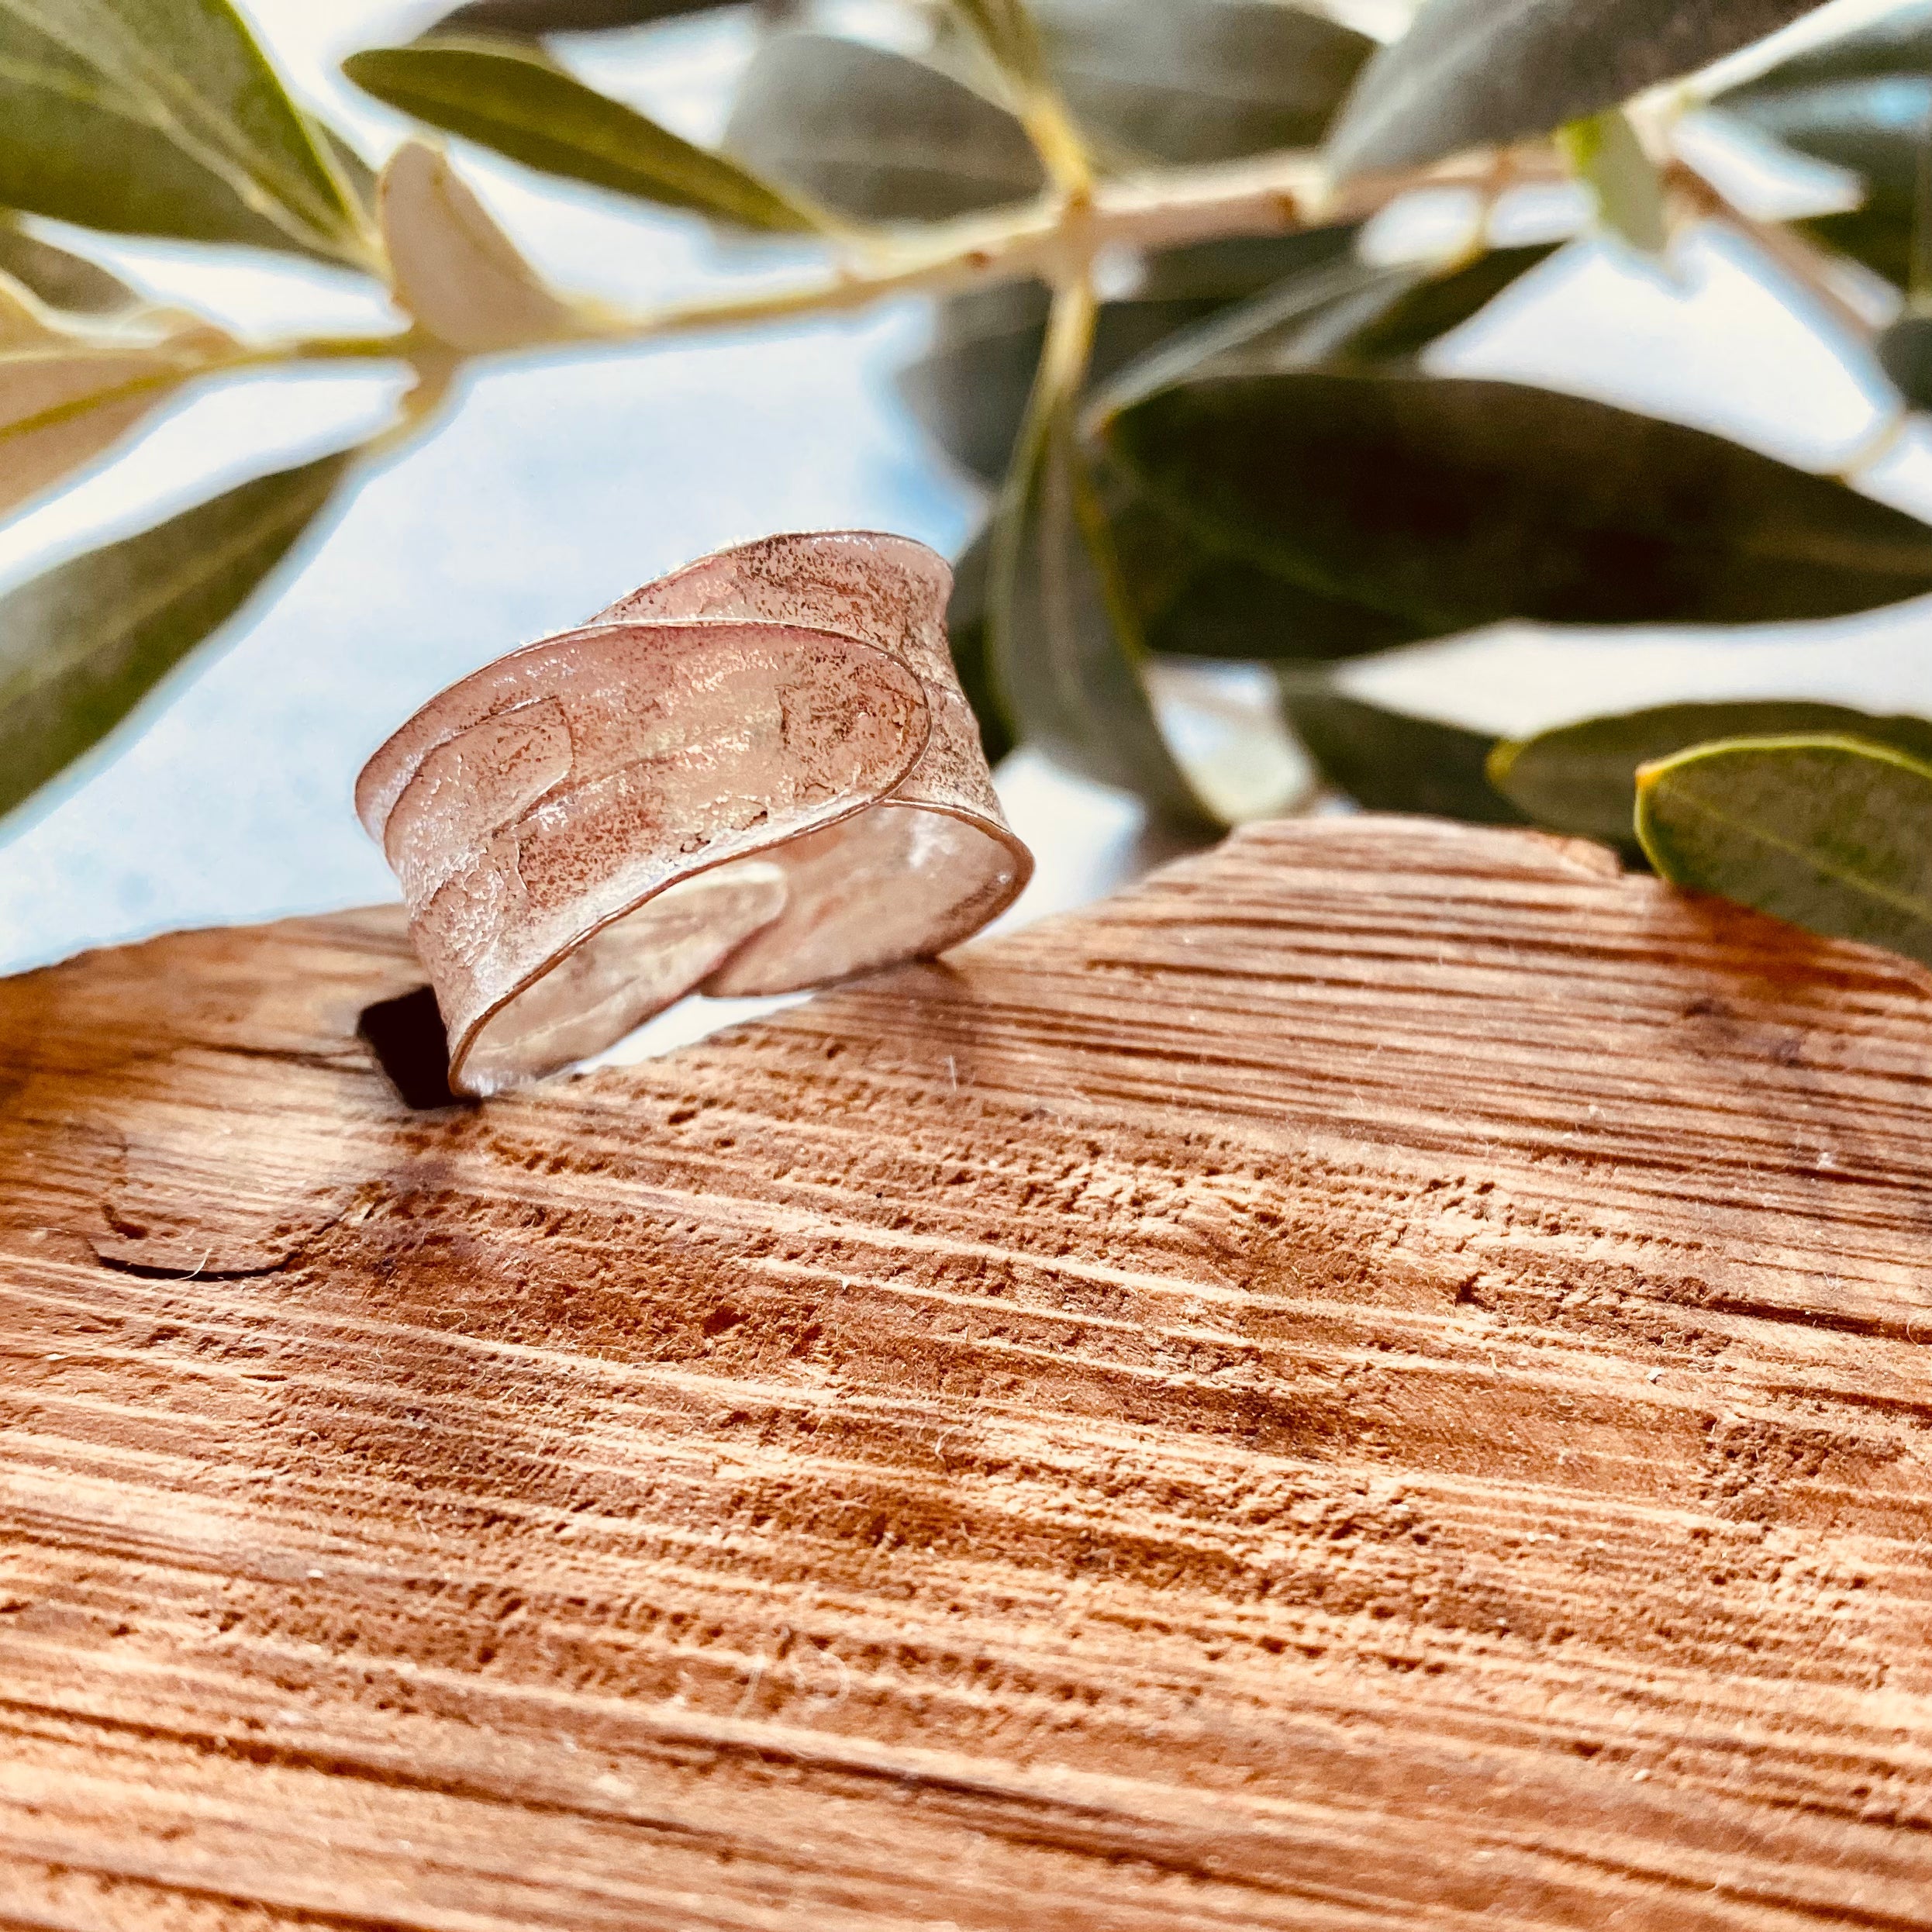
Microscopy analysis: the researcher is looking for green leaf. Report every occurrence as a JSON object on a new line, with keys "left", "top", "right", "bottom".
{"left": 1326, "top": 0, "right": 1823, "bottom": 180}
{"left": 0, "top": 0, "right": 369, "bottom": 260}
{"left": 1323, "top": 242, "right": 1561, "bottom": 363}
{"left": 1102, "top": 368, "right": 1932, "bottom": 630}
{"left": 0, "top": 448, "right": 351, "bottom": 827}
{"left": 378, "top": 140, "right": 578, "bottom": 353}
{"left": 343, "top": 37, "right": 822, "bottom": 231}
{"left": 1493, "top": 700, "right": 1932, "bottom": 847}
{"left": 1635, "top": 733, "right": 1932, "bottom": 968}
{"left": 1725, "top": 2, "right": 1932, "bottom": 95}
{"left": 1723, "top": 77, "right": 1929, "bottom": 285}
{"left": 947, "top": 0, "right": 1051, "bottom": 95}
{"left": 988, "top": 281, "right": 1212, "bottom": 825}
{"left": 1279, "top": 683, "right": 1527, "bottom": 823}
{"left": 943, "top": 524, "right": 1013, "bottom": 766}
{"left": 1032, "top": 0, "right": 1374, "bottom": 165}
{"left": 0, "top": 337, "right": 216, "bottom": 520}
{"left": 429, "top": 0, "right": 726, "bottom": 32}
{"left": 722, "top": 33, "right": 1042, "bottom": 223}
{"left": 1558, "top": 106, "right": 1668, "bottom": 253}
{"left": 899, "top": 226, "right": 1364, "bottom": 485}
{"left": 1879, "top": 312, "right": 1932, "bottom": 404}
{"left": 0, "top": 213, "right": 137, "bottom": 312}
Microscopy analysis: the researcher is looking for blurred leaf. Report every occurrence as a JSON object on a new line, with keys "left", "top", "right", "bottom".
{"left": 1880, "top": 312, "right": 1932, "bottom": 402}
{"left": 1727, "top": 2, "right": 1932, "bottom": 94}
{"left": 948, "top": 0, "right": 1051, "bottom": 94}
{"left": 1103, "top": 369, "right": 1932, "bottom": 630}
{"left": 429, "top": 0, "right": 727, "bottom": 31}
{"left": 1279, "top": 684, "right": 1527, "bottom": 822}
{"left": 901, "top": 226, "right": 1363, "bottom": 484}
{"left": 0, "top": 0, "right": 369, "bottom": 260}
{"left": 723, "top": 33, "right": 1042, "bottom": 223}
{"left": 0, "top": 215, "right": 137, "bottom": 313}
{"left": 1106, "top": 481, "right": 1423, "bottom": 659}
{"left": 1326, "top": 0, "right": 1822, "bottom": 180}
{"left": 0, "top": 340, "right": 214, "bottom": 520}
{"left": 0, "top": 448, "right": 350, "bottom": 826}
{"left": 313, "top": 120, "right": 378, "bottom": 219}
{"left": 1558, "top": 107, "right": 1668, "bottom": 253}
{"left": 1721, "top": 76, "right": 1928, "bottom": 283}
{"left": 942, "top": 525, "right": 1013, "bottom": 764}
{"left": 378, "top": 140, "right": 578, "bottom": 353}
{"left": 1636, "top": 733, "right": 1932, "bottom": 967}
{"left": 1325, "top": 241, "right": 1561, "bottom": 362}
{"left": 345, "top": 37, "right": 821, "bottom": 230}
{"left": 989, "top": 280, "right": 1212, "bottom": 824}
{"left": 1495, "top": 700, "right": 1932, "bottom": 846}
{"left": 1032, "top": 0, "right": 1374, "bottom": 165}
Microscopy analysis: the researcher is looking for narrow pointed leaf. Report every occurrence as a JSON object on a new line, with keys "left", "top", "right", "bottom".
{"left": 1327, "top": 0, "right": 1823, "bottom": 180}
{"left": 989, "top": 283, "right": 1212, "bottom": 826}
{"left": 0, "top": 449, "right": 351, "bottom": 826}
{"left": 0, "top": 0, "right": 367, "bottom": 260}
{"left": 900, "top": 226, "right": 1361, "bottom": 483}
{"left": 943, "top": 525, "right": 1013, "bottom": 765}
{"left": 1103, "top": 369, "right": 1932, "bottom": 630}
{"left": 1636, "top": 734, "right": 1932, "bottom": 968}
{"left": 0, "top": 216, "right": 137, "bottom": 312}
{"left": 1280, "top": 685, "right": 1526, "bottom": 822}
{"left": 948, "top": 0, "right": 1051, "bottom": 94}
{"left": 1496, "top": 700, "right": 1932, "bottom": 844}
{"left": 1033, "top": 0, "right": 1374, "bottom": 165}
{"left": 379, "top": 141, "right": 578, "bottom": 353}
{"left": 0, "top": 340, "right": 211, "bottom": 519}
{"left": 1725, "top": 2, "right": 1932, "bottom": 95}
{"left": 344, "top": 39, "right": 821, "bottom": 231}
{"left": 723, "top": 34, "right": 1041, "bottom": 223}
{"left": 1723, "top": 76, "right": 1930, "bottom": 285}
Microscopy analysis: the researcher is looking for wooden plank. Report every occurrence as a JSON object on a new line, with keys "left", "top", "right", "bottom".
{"left": 2, "top": 815, "right": 1930, "bottom": 1930}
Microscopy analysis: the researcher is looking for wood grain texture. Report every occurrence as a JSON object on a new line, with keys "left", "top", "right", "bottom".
{"left": 3, "top": 815, "right": 1932, "bottom": 1931}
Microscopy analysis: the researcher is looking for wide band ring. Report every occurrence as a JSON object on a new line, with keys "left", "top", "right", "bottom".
{"left": 356, "top": 531, "right": 1033, "bottom": 1096}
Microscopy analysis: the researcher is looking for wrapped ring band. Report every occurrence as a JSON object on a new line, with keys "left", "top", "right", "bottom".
{"left": 356, "top": 532, "right": 1033, "bottom": 1095}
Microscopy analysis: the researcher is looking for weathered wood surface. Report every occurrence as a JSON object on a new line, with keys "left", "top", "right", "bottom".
{"left": 3, "top": 816, "right": 1932, "bottom": 1931}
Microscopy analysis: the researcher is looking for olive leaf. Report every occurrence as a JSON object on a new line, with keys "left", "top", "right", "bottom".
{"left": 428, "top": 0, "right": 726, "bottom": 32}
{"left": 900, "top": 226, "right": 1363, "bottom": 484}
{"left": 378, "top": 140, "right": 579, "bottom": 354}
{"left": 1558, "top": 107, "right": 1668, "bottom": 254}
{"left": 1724, "top": 2, "right": 1932, "bottom": 95}
{"left": 1326, "top": 0, "right": 1824, "bottom": 180}
{"left": 1279, "top": 683, "right": 1527, "bottom": 822}
{"left": 1879, "top": 313, "right": 1932, "bottom": 404}
{"left": 1494, "top": 700, "right": 1932, "bottom": 846}
{"left": 0, "top": 216, "right": 137, "bottom": 313}
{"left": 1031, "top": 0, "right": 1374, "bottom": 166}
{"left": 1102, "top": 369, "right": 1932, "bottom": 630}
{"left": 1, "top": 337, "right": 218, "bottom": 520}
{"left": 948, "top": 0, "right": 1052, "bottom": 95}
{"left": 0, "top": 448, "right": 352, "bottom": 825}
{"left": 1636, "top": 733, "right": 1932, "bottom": 968}
{"left": 722, "top": 34, "right": 1043, "bottom": 223}
{"left": 344, "top": 37, "right": 822, "bottom": 231}
{"left": 942, "top": 524, "right": 1013, "bottom": 765}
{"left": 1722, "top": 76, "right": 1930, "bottom": 285}
{"left": 989, "top": 281, "right": 1213, "bottom": 825}
{"left": 0, "top": 0, "right": 370, "bottom": 261}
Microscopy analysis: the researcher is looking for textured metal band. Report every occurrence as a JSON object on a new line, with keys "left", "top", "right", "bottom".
{"left": 357, "top": 532, "right": 1032, "bottom": 1095}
